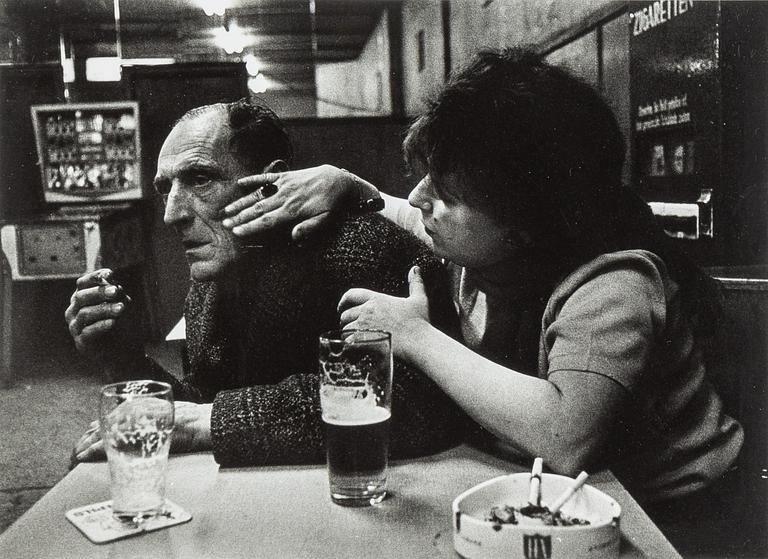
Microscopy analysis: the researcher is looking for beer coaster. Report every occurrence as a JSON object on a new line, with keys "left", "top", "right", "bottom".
{"left": 65, "top": 500, "right": 192, "bottom": 544}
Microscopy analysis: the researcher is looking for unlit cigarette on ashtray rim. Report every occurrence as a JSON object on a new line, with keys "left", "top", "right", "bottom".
{"left": 549, "top": 471, "right": 589, "bottom": 515}
{"left": 528, "top": 457, "right": 543, "bottom": 507}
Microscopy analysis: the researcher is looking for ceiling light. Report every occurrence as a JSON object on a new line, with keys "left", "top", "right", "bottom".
{"left": 214, "top": 23, "right": 246, "bottom": 54}
{"left": 61, "top": 58, "right": 75, "bottom": 83}
{"left": 244, "top": 54, "right": 261, "bottom": 76}
{"left": 199, "top": 1, "right": 226, "bottom": 17}
{"left": 85, "top": 57, "right": 122, "bottom": 82}
{"left": 248, "top": 73, "right": 269, "bottom": 94}
{"left": 121, "top": 58, "right": 176, "bottom": 66}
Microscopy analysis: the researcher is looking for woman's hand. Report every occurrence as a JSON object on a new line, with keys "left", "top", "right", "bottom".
{"left": 71, "top": 401, "right": 213, "bottom": 464}
{"left": 337, "top": 266, "right": 431, "bottom": 359}
{"left": 221, "top": 165, "right": 375, "bottom": 241}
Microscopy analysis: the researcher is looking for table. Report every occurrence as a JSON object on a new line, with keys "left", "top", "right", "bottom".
{"left": 0, "top": 445, "right": 680, "bottom": 558}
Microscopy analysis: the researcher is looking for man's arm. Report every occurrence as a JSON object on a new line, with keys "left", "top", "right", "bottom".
{"left": 210, "top": 356, "right": 469, "bottom": 467}
{"left": 211, "top": 375, "right": 324, "bottom": 465}
{"left": 209, "top": 214, "right": 469, "bottom": 467}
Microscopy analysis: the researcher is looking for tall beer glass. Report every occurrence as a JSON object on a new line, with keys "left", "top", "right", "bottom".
{"left": 319, "top": 330, "right": 393, "bottom": 506}
{"left": 99, "top": 380, "right": 174, "bottom": 523}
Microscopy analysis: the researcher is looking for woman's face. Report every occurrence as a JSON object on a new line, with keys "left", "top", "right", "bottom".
{"left": 407, "top": 173, "right": 517, "bottom": 268}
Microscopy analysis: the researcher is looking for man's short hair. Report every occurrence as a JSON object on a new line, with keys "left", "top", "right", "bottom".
{"left": 178, "top": 98, "right": 293, "bottom": 173}
{"left": 403, "top": 47, "right": 625, "bottom": 230}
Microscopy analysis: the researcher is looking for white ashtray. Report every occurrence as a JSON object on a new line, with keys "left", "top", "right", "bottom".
{"left": 453, "top": 473, "right": 621, "bottom": 559}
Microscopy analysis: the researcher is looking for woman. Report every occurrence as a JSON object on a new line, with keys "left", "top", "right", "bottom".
{"left": 222, "top": 48, "right": 742, "bottom": 548}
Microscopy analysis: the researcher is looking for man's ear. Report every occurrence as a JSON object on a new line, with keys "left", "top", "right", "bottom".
{"left": 262, "top": 159, "right": 289, "bottom": 174}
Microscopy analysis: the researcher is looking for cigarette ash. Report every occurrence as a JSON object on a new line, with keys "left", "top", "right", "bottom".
{"left": 486, "top": 504, "right": 591, "bottom": 527}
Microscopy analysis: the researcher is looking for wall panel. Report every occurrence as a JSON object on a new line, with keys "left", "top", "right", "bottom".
{"left": 316, "top": 12, "right": 392, "bottom": 117}
{"left": 401, "top": 0, "right": 445, "bottom": 116}
{"left": 545, "top": 29, "right": 599, "bottom": 87}
{"left": 449, "top": 0, "right": 622, "bottom": 70}
{"left": 602, "top": 12, "right": 632, "bottom": 185}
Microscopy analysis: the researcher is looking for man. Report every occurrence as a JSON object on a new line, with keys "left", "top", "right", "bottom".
{"left": 66, "top": 98, "right": 465, "bottom": 466}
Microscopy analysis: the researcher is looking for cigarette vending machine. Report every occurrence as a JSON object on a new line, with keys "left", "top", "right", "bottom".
{"left": 629, "top": 0, "right": 767, "bottom": 267}
{"left": 630, "top": 4, "right": 768, "bottom": 553}
{"left": 1, "top": 101, "right": 145, "bottom": 282}
{"left": 30, "top": 101, "right": 143, "bottom": 205}
{"left": 0, "top": 101, "right": 146, "bottom": 386}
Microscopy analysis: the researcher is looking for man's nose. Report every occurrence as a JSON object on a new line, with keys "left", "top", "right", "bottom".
{"left": 408, "top": 179, "right": 433, "bottom": 212}
{"left": 163, "top": 183, "right": 193, "bottom": 226}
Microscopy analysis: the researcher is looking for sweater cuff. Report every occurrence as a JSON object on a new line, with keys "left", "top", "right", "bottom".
{"left": 210, "top": 382, "right": 326, "bottom": 467}
{"left": 211, "top": 388, "right": 256, "bottom": 466}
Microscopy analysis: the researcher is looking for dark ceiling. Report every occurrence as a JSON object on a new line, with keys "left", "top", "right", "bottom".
{"left": 0, "top": 0, "right": 390, "bottom": 92}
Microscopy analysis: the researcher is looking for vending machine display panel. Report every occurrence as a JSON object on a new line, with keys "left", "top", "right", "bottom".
{"left": 30, "top": 101, "right": 143, "bottom": 204}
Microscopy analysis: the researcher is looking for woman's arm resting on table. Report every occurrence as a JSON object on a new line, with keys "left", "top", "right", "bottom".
{"left": 220, "top": 165, "right": 425, "bottom": 242}
{"left": 390, "top": 322, "right": 626, "bottom": 475}
{"left": 339, "top": 267, "right": 628, "bottom": 476}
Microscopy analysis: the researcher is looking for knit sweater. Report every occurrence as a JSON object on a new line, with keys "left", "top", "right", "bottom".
{"left": 165, "top": 213, "right": 466, "bottom": 466}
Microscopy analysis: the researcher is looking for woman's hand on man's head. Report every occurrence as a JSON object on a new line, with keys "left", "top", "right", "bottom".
{"left": 221, "top": 165, "right": 363, "bottom": 242}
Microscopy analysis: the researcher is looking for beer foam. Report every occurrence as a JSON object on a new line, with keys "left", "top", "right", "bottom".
{"left": 321, "top": 382, "right": 377, "bottom": 405}
{"left": 323, "top": 406, "right": 391, "bottom": 426}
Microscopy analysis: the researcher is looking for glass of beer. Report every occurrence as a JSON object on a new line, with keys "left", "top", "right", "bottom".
{"left": 99, "top": 380, "right": 174, "bottom": 524}
{"left": 319, "top": 330, "right": 393, "bottom": 506}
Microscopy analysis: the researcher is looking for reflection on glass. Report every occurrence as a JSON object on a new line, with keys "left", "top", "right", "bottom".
{"left": 650, "top": 144, "right": 666, "bottom": 176}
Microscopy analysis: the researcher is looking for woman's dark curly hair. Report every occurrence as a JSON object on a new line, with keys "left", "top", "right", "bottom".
{"left": 404, "top": 47, "right": 721, "bottom": 335}
{"left": 405, "top": 48, "right": 624, "bottom": 227}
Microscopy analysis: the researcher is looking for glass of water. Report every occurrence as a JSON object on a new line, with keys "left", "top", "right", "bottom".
{"left": 319, "top": 330, "right": 393, "bottom": 507}
{"left": 99, "top": 380, "right": 174, "bottom": 524}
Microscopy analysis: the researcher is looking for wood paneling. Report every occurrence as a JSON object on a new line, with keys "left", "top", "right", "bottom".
{"left": 705, "top": 277, "right": 768, "bottom": 556}
{"left": 0, "top": 64, "right": 64, "bottom": 218}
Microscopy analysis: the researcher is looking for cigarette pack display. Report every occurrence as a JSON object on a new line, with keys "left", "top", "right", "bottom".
{"left": 30, "top": 101, "right": 144, "bottom": 204}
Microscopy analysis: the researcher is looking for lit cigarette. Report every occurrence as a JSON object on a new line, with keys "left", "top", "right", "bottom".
{"left": 549, "top": 471, "right": 589, "bottom": 515}
{"left": 95, "top": 270, "right": 112, "bottom": 286}
{"left": 528, "top": 457, "right": 543, "bottom": 507}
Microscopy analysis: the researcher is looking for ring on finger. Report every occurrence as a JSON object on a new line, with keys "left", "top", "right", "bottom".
{"left": 249, "top": 182, "right": 278, "bottom": 202}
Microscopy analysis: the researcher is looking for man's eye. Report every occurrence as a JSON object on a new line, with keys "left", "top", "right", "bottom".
{"left": 153, "top": 180, "right": 170, "bottom": 195}
{"left": 192, "top": 175, "right": 212, "bottom": 188}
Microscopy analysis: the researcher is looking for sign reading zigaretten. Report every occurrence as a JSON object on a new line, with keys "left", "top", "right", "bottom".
{"left": 629, "top": 0, "right": 721, "bottom": 203}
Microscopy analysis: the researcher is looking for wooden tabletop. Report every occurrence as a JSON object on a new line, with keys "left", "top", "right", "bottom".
{"left": 0, "top": 445, "right": 680, "bottom": 558}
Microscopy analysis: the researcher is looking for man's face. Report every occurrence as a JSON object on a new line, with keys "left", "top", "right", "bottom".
{"left": 154, "top": 109, "right": 249, "bottom": 281}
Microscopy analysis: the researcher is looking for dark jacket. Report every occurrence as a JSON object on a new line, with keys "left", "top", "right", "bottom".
{"left": 172, "top": 213, "right": 466, "bottom": 466}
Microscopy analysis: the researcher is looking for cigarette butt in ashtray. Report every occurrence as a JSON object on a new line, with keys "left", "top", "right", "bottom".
{"left": 549, "top": 471, "right": 590, "bottom": 515}
{"left": 528, "top": 457, "right": 543, "bottom": 507}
